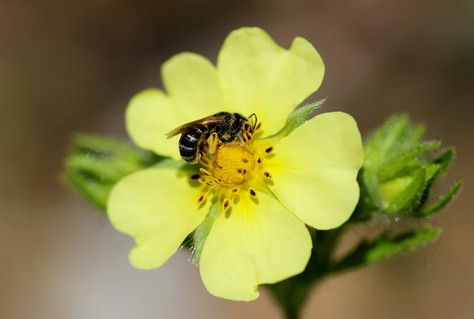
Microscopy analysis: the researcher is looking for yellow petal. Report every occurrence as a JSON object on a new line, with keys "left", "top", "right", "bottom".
{"left": 162, "top": 52, "right": 226, "bottom": 119}
{"left": 107, "top": 167, "right": 210, "bottom": 269}
{"left": 199, "top": 192, "right": 311, "bottom": 301}
{"left": 217, "top": 27, "right": 324, "bottom": 136}
{"left": 126, "top": 53, "right": 226, "bottom": 159}
{"left": 266, "top": 112, "right": 364, "bottom": 230}
{"left": 126, "top": 88, "right": 179, "bottom": 158}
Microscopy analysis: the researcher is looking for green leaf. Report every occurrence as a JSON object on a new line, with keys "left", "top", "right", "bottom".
{"left": 62, "top": 133, "right": 164, "bottom": 212}
{"left": 366, "top": 226, "right": 441, "bottom": 263}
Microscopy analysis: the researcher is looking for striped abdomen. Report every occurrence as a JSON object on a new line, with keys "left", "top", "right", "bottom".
{"left": 178, "top": 126, "right": 209, "bottom": 163}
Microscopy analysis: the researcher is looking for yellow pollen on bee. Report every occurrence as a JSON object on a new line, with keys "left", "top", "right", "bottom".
{"left": 210, "top": 143, "right": 255, "bottom": 186}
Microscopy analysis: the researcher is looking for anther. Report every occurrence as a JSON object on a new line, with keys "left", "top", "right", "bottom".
{"left": 223, "top": 198, "right": 231, "bottom": 211}
{"left": 197, "top": 194, "right": 205, "bottom": 203}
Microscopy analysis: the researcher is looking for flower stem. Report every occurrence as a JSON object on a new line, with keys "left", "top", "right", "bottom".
{"left": 266, "top": 229, "right": 342, "bottom": 319}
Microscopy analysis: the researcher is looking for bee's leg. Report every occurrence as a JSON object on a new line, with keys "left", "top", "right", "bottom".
{"left": 240, "top": 122, "right": 253, "bottom": 144}
{"left": 207, "top": 132, "right": 219, "bottom": 155}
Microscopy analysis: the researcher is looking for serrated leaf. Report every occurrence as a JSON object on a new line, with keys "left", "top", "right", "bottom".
{"left": 366, "top": 226, "right": 441, "bottom": 263}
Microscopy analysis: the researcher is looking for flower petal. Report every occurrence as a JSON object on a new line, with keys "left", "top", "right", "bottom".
{"left": 126, "top": 88, "right": 179, "bottom": 158}
{"left": 266, "top": 112, "right": 364, "bottom": 230}
{"left": 107, "top": 167, "right": 210, "bottom": 269}
{"left": 217, "top": 27, "right": 324, "bottom": 136}
{"left": 199, "top": 193, "right": 311, "bottom": 301}
{"left": 162, "top": 52, "right": 225, "bottom": 119}
{"left": 126, "top": 53, "right": 225, "bottom": 159}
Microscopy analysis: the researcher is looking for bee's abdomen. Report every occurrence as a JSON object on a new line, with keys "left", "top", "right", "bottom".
{"left": 178, "top": 126, "right": 208, "bottom": 163}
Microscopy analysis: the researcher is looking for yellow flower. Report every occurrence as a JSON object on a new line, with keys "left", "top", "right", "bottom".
{"left": 107, "top": 27, "right": 364, "bottom": 301}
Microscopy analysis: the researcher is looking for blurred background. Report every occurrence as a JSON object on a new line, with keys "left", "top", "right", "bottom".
{"left": 1, "top": 0, "right": 473, "bottom": 318}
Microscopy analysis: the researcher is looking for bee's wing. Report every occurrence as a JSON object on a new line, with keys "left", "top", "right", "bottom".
{"left": 165, "top": 115, "right": 227, "bottom": 139}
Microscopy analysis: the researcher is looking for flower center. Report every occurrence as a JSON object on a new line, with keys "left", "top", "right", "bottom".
{"left": 189, "top": 119, "right": 274, "bottom": 212}
{"left": 211, "top": 143, "right": 255, "bottom": 186}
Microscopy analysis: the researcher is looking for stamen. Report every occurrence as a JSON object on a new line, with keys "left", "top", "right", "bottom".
{"left": 223, "top": 198, "right": 231, "bottom": 211}
{"left": 197, "top": 194, "right": 205, "bottom": 204}
{"left": 200, "top": 167, "right": 213, "bottom": 176}
{"left": 190, "top": 118, "right": 268, "bottom": 212}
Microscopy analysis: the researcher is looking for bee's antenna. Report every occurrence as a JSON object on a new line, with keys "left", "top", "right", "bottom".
{"left": 248, "top": 113, "right": 257, "bottom": 129}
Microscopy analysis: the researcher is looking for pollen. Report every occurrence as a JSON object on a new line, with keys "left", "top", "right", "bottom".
{"left": 211, "top": 143, "right": 256, "bottom": 186}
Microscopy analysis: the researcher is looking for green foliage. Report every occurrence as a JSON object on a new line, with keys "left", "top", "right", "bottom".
{"left": 355, "top": 114, "right": 462, "bottom": 220}
{"left": 62, "top": 134, "right": 164, "bottom": 212}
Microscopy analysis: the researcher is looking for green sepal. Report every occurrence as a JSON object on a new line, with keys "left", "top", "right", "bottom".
{"left": 432, "top": 147, "right": 455, "bottom": 176}
{"left": 380, "top": 168, "right": 427, "bottom": 214}
{"left": 377, "top": 142, "right": 440, "bottom": 183}
{"left": 359, "top": 114, "right": 461, "bottom": 217}
{"left": 268, "top": 99, "right": 325, "bottom": 140}
{"left": 62, "top": 134, "right": 165, "bottom": 212}
{"left": 363, "top": 114, "right": 425, "bottom": 170}
{"left": 418, "top": 180, "right": 463, "bottom": 217}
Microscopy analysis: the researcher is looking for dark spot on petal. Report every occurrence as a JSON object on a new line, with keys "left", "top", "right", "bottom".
{"left": 265, "top": 146, "right": 273, "bottom": 153}
{"left": 197, "top": 195, "right": 204, "bottom": 203}
{"left": 190, "top": 174, "right": 200, "bottom": 180}
{"left": 264, "top": 171, "right": 272, "bottom": 179}
{"left": 241, "top": 158, "right": 249, "bottom": 163}
{"left": 257, "top": 157, "right": 262, "bottom": 163}
{"left": 249, "top": 189, "right": 256, "bottom": 197}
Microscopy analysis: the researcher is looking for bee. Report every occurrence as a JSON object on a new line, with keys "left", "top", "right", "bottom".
{"left": 166, "top": 112, "right": 256, "bottom": 164}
